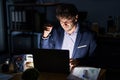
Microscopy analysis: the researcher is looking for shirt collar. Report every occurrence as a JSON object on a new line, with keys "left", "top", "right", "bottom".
{"left": 75, "top": 23, "right": 79, "bottom": 33}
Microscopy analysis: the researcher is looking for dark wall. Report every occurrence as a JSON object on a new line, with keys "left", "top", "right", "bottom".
{"left": 95, "top": 36, "right": 120, "bottom": 69}
{"left": 0, "top": 0, "right": 8, "bottom": 53}
{"left": 43, "top": 0, "right": 120, "bottom": 32}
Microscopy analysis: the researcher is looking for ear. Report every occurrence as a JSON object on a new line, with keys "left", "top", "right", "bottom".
{"left": 75, "top": 15, "right": 78, "bottom": 22}
{"left": 56, "top": 16, "right": 59, "bottom": 20}
{"left": 75, "top": 15, "right": 78, "bottom": 19}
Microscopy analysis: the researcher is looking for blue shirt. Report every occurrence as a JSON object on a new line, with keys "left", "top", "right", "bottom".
{"left": 62, "top": 24, "right": 79, "bottom": 58}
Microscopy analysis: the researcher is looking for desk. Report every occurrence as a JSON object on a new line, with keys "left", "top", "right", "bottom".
{"left": 39, "top": 72, "right": 68, "bottom": 80}
{"left": 0, "top": 64, "right": 106, "bottom": 80}
{"left": 9, "top": 72, "right": 68, "bottom": 80}
{"left": 0, "top": 63, "right": 106, "bottom": 80}
{"left": 8, "top": 69, "right": 106, "bottom": 80}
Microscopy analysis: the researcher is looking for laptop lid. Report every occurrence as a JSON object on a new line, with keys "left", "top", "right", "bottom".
{"left": 33, "top": 49, "right": 70, "bottom": 74}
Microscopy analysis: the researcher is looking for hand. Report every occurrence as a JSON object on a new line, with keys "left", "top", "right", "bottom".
{"left": 43, "top": 24, "right": 53, "bottom": 38}
{"left": 69, "top": 59, "right": 80, "bottom": 71}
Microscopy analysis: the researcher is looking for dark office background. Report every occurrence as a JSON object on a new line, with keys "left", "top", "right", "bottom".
{"left": 0, "top": 0, "right": 7, "bottom": 53}
{"left": 0, "top": 0, "right": 120, "bottom": 79}
{"left": 0, "top": 0, "right": 120, "bottom": 49}
{"left": 0, "top": 0, "right": 120, "bottom": 51}
{"left": 0, "top": 0, "right": 119, "bottom": 57}
{"left": 0, "top": 0, "right": 120, "bottom": 61}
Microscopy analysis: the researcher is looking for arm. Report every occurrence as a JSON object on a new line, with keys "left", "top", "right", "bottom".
{"left": 89, "top": 32, "right": 97, "bottom": 57}
{"left": 40, "top": 35, "right": 51, "bottom": 49}
{"left": 40, "top": 24, "right": 55, "bottom": 49}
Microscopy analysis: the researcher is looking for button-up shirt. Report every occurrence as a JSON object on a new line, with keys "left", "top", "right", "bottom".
{"left": 62, "top": 24, "right": 79, "bottom": 58}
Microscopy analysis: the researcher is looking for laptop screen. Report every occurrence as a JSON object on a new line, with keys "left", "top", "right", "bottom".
{"left": 33, "top": 49, "right": 70, "bottom": 74}
{"left": 12, "top": 54, "right": 34, "bottom": 72}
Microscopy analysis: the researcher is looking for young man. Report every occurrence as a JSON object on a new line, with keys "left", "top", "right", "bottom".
{"left": 40, "top": 3, "right": 97, "bottom": 70}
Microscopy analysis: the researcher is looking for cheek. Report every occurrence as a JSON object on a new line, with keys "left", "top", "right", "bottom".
{"left": 69, "top": 23, "right": 74, "bottom": 27}
{"left": 60, "top": 23, "right": 64, "bottom": 27}
{"left": 61, "top": 23, "right": 68, "bottom": 27}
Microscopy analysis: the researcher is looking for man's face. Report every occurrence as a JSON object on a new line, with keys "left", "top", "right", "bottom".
{"left": 58, "top": 16, "right": 78, "bottom": 33}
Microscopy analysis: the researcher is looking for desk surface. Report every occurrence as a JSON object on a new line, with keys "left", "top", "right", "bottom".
{"left": 9, "top": 72, "right": 68, "bottom": 80}
{"left": 39, "top": 72, "right": 68, "bottom": 80}
{"left": 0, "top": 68, "right": 106, "bottom": 80}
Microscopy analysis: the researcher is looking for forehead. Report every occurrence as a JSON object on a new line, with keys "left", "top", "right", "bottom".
{"left": 58, "top": 16, "right": 74, "bottom": 21}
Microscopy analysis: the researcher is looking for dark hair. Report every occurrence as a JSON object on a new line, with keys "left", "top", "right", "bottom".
{"left": 21, "top": 68, "right": 40, "bottom": 80}
{"left": 56, "top": 3, "right": 78, "bottom": 19}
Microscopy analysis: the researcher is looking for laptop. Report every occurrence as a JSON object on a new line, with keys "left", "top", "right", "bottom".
{"left": 32, "top": 49, "right": 70, "bottom": 74}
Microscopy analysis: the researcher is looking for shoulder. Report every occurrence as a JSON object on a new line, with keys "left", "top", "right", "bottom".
{"left": 79, "top": 25, "right": 97, "bottom": 39}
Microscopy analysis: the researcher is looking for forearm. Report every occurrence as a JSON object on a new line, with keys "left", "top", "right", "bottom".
{"left": 40, "top": 34, "right": 55, "bottom": 49}
{"left": 40, "top": 38, "right": 50, "bottom": 49}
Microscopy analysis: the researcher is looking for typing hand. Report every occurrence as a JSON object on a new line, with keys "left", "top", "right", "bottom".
{"left": 69, "top": 59, "right": 80, "bottom": 71}
{"left": 43, "top": 24, "right": 53, "bottom": 38}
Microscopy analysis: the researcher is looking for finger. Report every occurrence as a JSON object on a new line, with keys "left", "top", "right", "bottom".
{"left": 44, "top": 27, "right": 52, "bottom": 31}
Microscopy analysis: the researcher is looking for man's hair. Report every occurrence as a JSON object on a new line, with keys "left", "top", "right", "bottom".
{"left": 56, "top": 3, "right": 78, "bottom": 19}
